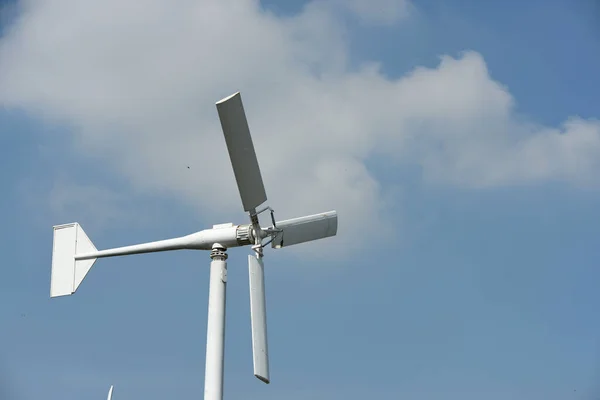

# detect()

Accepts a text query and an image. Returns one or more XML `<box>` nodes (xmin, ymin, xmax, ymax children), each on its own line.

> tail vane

<box><xmin>50</xmin><ymin>223</ymin><xmax>97</xmax><ymax>298</ymax></box>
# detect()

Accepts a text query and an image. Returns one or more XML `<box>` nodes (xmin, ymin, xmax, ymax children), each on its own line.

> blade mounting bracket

<box><xmin>255</xmin><ymin>205</ymin><xmax>278</xmax><ymax>229</ymax></box>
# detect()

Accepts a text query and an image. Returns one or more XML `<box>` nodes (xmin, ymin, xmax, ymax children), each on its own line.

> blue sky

<box><xmin>1</xmin><ymin>0</ymin><xmax>600</xmax><ymax>399</ymax></box>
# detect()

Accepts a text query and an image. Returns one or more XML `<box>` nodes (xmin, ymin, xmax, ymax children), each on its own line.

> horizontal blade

<box><xmin>248</xmin><ymin>254</ymin><xmax>270</xmax><ymax>384</ymax></box>
<box><xmin>271</xmin><ymin>211</ymin><xmax>338</xmax><ymax>248</ymax></box>
<box><xmin>216</xmin><ymin>92</ymin><xmax>267</xmax><ymax>212</ymax></box>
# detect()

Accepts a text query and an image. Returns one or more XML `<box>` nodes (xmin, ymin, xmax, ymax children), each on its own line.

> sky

<box><xmin>1</xmin><ymin>0</ymin><xmax>600</xmax><ymax>399</ymax></box>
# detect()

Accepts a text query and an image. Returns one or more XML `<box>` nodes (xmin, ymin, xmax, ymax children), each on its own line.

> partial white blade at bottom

<box><xmin>107</xmin><ymin>385</ymin><xmax>114</xmax><ymax>400</ymax></box>
<box><xmin>248</xmin><ymin>254</ymin><xmax>270</xmax><ymax>384</ymax></box>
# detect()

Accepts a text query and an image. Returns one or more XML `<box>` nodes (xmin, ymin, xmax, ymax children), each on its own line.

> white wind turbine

<box><xmin>50</xmin><ymin>92</ymin><xmax>338</xmax><ymax>400</ymax></box>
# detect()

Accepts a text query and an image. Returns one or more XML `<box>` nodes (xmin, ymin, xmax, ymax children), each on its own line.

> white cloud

<box><xmin>16</xmin><ymin>174</ymin><xmax>154</xmax><ymax>233</ymax></box>
<box><xmin>1</xmin><ymin>0</ymin><xmax>599</xmax><ymax>258</ymax></box>
<box><xmin>47</xmin><ymin>181</ymin><xmax>137</xmax><ymax>228</ymax></box>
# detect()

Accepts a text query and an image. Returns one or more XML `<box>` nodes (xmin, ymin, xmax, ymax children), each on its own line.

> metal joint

<box><xmin>256</xmin><ymin>205</ymin><xmax>277</xmax><ymax>228</ymax></box>
<box><xmin>210</xmin><ymin>244</ymin><xmax>228</xmax><ymax>260</ymax></box>
<box><xmin>252</xmin><ymin>244</ymin><xmax>264</xmax><ymax>257</ymax></box>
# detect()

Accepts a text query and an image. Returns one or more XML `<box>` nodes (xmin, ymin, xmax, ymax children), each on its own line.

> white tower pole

<box><xmin>204</xmin><ymin>243</ymin><xmax>228</xmax><ymax>400</ymax></box>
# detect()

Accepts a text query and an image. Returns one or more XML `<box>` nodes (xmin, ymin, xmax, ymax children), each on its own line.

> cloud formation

<box><xmin>1</xmin><ymin>0</ymin><xmax>599</xmax><ymax>255</ymax></box>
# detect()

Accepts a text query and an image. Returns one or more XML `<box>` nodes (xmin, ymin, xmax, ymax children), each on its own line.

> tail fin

<box><xmin>50</xmin><ymin>223</ymin><xmax>97</xmax><ymax>298</ymax></box>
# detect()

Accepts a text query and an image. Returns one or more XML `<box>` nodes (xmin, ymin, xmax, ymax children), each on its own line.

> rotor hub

<box><xmin>235</xmin><ymin>225</ymin><xmax>253</xmax><ymax>246</ymax></box>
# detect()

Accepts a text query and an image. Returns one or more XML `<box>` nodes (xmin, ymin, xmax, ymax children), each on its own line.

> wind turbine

<box><xmin>49</xmin><ymin>92</ymin><xmax>338</xmax><ymax>400</ymax></box>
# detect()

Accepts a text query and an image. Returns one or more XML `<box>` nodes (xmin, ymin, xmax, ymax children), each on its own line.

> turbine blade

<box><xmin>107</xmin><ymin>385</ymin><xmax>113</xmax><ymax>400</ymax></box>
<box><xmin>216</xmin><ymin>92</ymin><xmax>267</xmax><ymax>212</ymax></box>
<box><xmin>248</xmin><ymin>254</ymin><xmax>270</xmax><ymax>384</ymax></box>
<box><xmin>271</xmin><ymin>211</ymin><xmax>338</xmax><ymax>248</ymax></box>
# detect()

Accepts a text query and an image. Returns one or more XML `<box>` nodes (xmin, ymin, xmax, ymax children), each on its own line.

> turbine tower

<box><xmin>49</xmin><ymin>92</ymin><xmax>338</xmax><ymax>400</ymax></box>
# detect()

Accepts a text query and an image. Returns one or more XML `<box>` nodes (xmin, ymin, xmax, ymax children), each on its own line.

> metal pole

<box><xmin>204</xmin><ymin>244</ymin><xmax>228</xmax><ymax>400</ymax></box>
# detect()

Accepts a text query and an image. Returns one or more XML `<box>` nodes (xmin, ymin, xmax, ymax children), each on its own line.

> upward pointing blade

<box><xmin>216</xmin><ymin>92</ymin><xmax>267</xmax><ymax>212</ymax></box>
<box><xmin>248</xmin><ymin>254</ymin><xmax>270</xmax><ymax>384</ymax></box>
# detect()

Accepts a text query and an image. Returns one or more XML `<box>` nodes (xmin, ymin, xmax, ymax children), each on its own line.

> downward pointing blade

<box><xmin>248</xmin><ymin>254</ymin><xmax>270</xmax><ymax>384</ymax></box>
<box><xmin>216</xmin><ymin>92</ymin><xmax>267</xmax><ymax>212</ymax></box>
